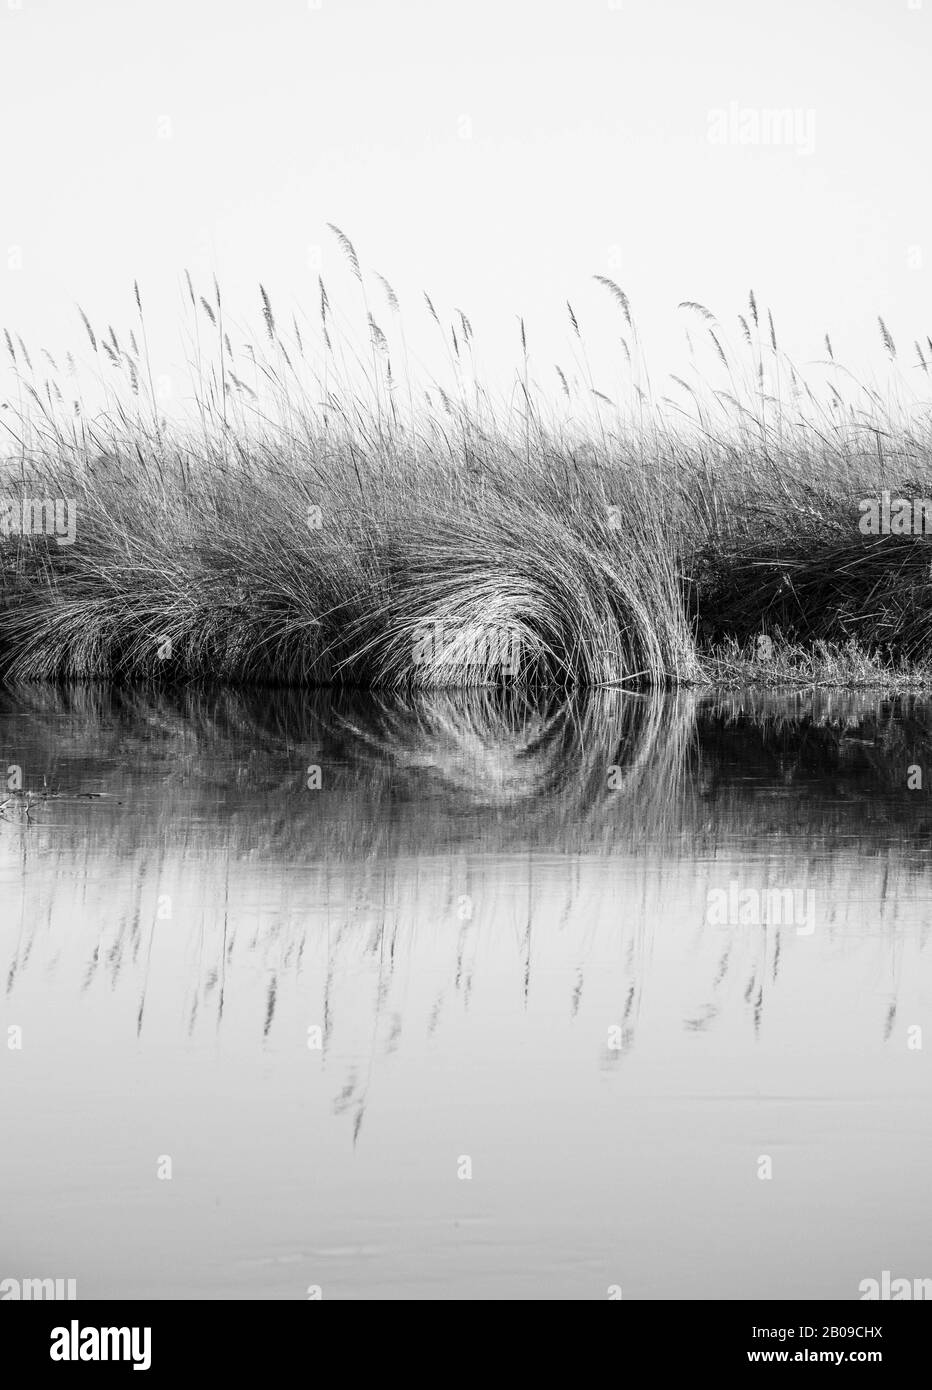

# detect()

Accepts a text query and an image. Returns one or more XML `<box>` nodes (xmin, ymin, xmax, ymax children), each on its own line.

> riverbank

<box><xmin>2</xmin><ymin>432</ymin><xmax>931</xmax><ymax>689</ymax></box>
<box><xmin>2</xmin><ymin>267</ymin><xmax>931</xmax><ymax>689</ymax></box>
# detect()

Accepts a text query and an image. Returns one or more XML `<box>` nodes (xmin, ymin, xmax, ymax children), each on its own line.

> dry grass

<box><xmin>2</xmin><ymin>242</ymin><xmax>931</xmax><ymax>688</ymax></box>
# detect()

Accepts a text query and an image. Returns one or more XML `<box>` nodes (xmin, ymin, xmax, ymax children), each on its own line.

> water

<box><xmin>1</xmin><ymin>684</ymin><xmax>930</xmax><ymax>1300</ymax></box>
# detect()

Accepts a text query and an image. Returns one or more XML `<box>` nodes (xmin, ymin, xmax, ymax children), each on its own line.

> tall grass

<box><xmin>2</xmin><ymin>235</ymin><xmax>932</xmax><ymax>688</ymax></box>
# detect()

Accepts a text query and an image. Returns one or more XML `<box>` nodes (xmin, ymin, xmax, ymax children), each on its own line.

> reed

<box><xmin>2</xmin><ymin>239</ymin><xmax>931</xmax><ymax>689</ymax></box>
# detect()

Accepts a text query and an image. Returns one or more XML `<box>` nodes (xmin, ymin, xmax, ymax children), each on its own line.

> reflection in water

<box><xmin>1</xmin><ymin>684</ymin><xmax>930</xmax><ymax>1298</ymax></box>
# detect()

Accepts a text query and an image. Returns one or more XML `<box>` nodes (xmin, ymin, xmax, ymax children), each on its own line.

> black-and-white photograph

<box><xmin>1</xmin><ymin>0</ymin><xmax>930</xmax><ymax>1352</ymax></box>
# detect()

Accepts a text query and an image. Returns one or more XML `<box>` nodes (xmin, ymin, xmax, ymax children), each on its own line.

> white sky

<box><xmin>1</xmin><ymin>0</ymin><xmax>930</xmax><ymax>413</ymax></box>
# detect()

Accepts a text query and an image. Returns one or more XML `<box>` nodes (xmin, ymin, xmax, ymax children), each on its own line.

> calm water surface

<box><xmin>1</xmin><ymin>685</ymin><xmax>930</xmax><ymax>1299</ymax></box>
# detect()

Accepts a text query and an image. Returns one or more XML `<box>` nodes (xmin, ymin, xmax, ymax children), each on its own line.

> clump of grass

<box><xmin>696</xmin><ymin>527</ymin><xmax>932</xmax><ymax>659</ymax></box>
<box><xmin>1</xmin><ymin>244</ymin><xmax>932</xmax><ymax>688</ymax></box>
<box><xmin>0</xmin><ymin>433</ymin><xmax>696</xmax><ymax>686</ymax></box>
<box><xmin>706</xmin><ymin>635</ymin><xmax>932</xmax><ymax>691</ymax></box>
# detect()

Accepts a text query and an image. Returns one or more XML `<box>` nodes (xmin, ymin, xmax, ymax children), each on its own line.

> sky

<box><xmin>1</xmin><ymin>0</ymin><xmax>930</xmax><ymax>413</ymax></box>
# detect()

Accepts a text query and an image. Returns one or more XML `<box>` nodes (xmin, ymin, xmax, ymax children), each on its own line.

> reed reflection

<box><xmin>1</xmin><ymin>680</ymin><xmax>929</xmax><ymax>1145</ymax></box>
